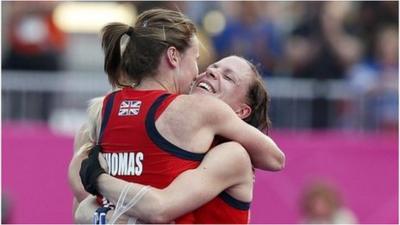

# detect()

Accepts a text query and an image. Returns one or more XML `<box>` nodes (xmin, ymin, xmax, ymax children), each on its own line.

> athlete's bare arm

<box><xmin>183</xmin><ymin>94</ymin><xmax>285</xmax><ymax>171</ymax></box>
<box><xmin>158</xmin><ymin>94</ymin><xmax>284</xmax><ymax>171</ymax></box>
<box><xmin>69</xmin><ymin>97</ymin><xmax>103</xmax><ymax>212</ymax></box>
<box><xmin>76</xmin><ymin>142</ymin><xmax>253</xmax><ymax>224</ymax></box>
<box><xmin>69</xmin><ymin>123</ymin><xmax>91</xmax><ymax>214</ymax></box>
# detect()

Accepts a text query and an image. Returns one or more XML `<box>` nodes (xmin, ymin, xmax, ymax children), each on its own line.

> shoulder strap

<box><xmin>145</xmin><ymin>94</ymin><xmax>205</xmax><ymax>161</ymax></box>
<box><xmin>219</xmin><ymin>191</ymin><xmax>251</xmax><ymax>210</ymax></box>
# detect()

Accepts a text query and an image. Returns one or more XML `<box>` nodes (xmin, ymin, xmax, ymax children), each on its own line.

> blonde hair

<box><xmin>75</xmin><ymin>97</ymin><xmax>104</xmax><ymax>156</ymax></box>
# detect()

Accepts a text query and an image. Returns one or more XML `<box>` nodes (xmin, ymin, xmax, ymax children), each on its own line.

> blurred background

<box><xmin>1</xmin><ymin>1</ymin><xmax>398</xmax><ymax>224</ymax></box>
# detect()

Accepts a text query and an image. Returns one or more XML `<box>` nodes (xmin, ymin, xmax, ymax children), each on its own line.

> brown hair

<box><xmin>242</xmin><ymin>58</ymin><xmax>271</xmax><ymax>133</ymax></box>
<box><xmin>101</xmin><ymin>8</ymin><xmax>197</xmax><ymax>88</ymax></box>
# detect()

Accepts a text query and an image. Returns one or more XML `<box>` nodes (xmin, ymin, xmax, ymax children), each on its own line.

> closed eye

<box><xmin>223</xmin><ymin>74</ymin><xmax>234</xmax><ymax>83</ymax></box>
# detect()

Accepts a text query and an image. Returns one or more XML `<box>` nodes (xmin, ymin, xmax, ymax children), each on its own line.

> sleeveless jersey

<box><xmin>192</xmin><ymin>136</ymin><xmax>251</xmax><ymax>224</ymax></box>
<box><xmin>192</xmin><ymin>191</ymin><xmax>250</xmax><ymax>224</ymax></box>
<box><xmin>98</xmin><ymin>88</ymin><xmax>203</xmax><ymax>223</ymax></box>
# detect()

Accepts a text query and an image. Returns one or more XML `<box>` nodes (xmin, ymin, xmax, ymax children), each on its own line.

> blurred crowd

<box><xmin>180</xmin><ymin>1</ymin><xmax>399</xmax><ymax>131</ymax></box>
<box><xmin>2</xmin><ymin>1</ymin><xmax>398</xmax><ymax>131</ymax></box>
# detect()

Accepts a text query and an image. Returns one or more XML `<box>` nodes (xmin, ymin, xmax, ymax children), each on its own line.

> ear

<box><xmin>235</xmin><ymin>103</ymin><xmax>252</xmax><ymax>120</ymax></box>
<box><xmin>166</xmin><ymin>46</ymin><xmax>180</xmax><ymax>68</ymax></box>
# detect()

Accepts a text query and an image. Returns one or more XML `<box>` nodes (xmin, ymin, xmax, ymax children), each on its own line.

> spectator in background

<box><xmin>299</xmin><ymin>181</ymin><xmax>358</xmax><ymax>224</ymax></box>
<box><xmin>3</xmin><ymin>1</ymin><xmax>66</xmax><ymax>70</ymax></box>
<box><xmin>370</xmin><ymin>26</ymin><xmax>398</xmax><ymax>131</ymax></box>
<box><xmin>356</xmin><ymin>1</ymin><xmax>398</xmax><ymax>60</ymax></box>
<box><xmin>347</xmin><ymin>26</ymin><xmax>398</xmax><ymax>131</ymax></box>
<box><xmin>285</xmin><ymin>2</ymin><xmax>364</xmax><ymax>128</ymax></box>
<box><xmin>213</xmin><ymin>1</ymin><xmax>283</xmax><ymax>77</ymax></box>
<box><xmin>285</xmin><ymin>2</ymin><xmax>351</xmax><ymax>80</ymax></box>
<box><xmin>2</xmin><ymin>2</ymin><xmax>66</xmax><ymax>121</ymax></box>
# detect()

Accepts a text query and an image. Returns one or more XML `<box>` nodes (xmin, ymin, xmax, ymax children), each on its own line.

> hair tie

<box><xmin>126</xmin><ymin>27</ymin><xmax>134</xmax><ymax>36</ymax></box>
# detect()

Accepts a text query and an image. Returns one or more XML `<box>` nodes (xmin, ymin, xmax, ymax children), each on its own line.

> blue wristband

<box><xmin>93</xmin><ymin>206</ymin><xmax>112</xmax><ymax>224</ymax></box>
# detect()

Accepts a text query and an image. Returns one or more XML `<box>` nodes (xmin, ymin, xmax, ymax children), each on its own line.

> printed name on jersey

<box><xmin>118</xmin><ymin>100</ymin><xmax>142</xmax><ymax>116</ymax></box>
<box><xmin>104</xmin><ymin>152</ymin><xmax>144</xmax><ymax>176</ymax></box>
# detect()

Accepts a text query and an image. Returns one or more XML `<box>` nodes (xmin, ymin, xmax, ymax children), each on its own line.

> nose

<box><xmin>207</xmin><ymin>68</ymin><xmax>218</xmax><ymax>80</ymax></box>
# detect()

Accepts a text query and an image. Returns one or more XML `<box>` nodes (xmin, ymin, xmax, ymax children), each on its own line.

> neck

<box><xmin>135</xmin><ymin>75</ymin><xmax>178</xmax><ymax>93</ymax></box>
<box><xmin>134</xmin><ymin>59</ymin><xmax>180</xmax><ymax>93</ymax></box>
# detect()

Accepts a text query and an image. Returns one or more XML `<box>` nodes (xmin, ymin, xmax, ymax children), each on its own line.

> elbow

<box><xmin>144</xmin><ymin>194</ymin><xmax>173</xmax><ymax>223</ymax></box>
<box><xmin>265</xmin><ymin>151</ymin><xmax>285</xmax><ymax>171</ymax></box>
<box><xmin>273</xmin><ymin>152</ymin><xmax>286</xmax><ymax>171</ymax></box>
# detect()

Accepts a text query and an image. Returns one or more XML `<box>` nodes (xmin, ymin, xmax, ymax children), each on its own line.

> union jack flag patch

<box><xmin>118</xmin><ymin>100</ymin><xmax>142</xmax><ymax>116</ymax></box>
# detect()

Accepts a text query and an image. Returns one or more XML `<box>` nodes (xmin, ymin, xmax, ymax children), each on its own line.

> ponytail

<box><xmin>100</xmin><ymin>9</ymin><xmax>197</xmax><ymax>88</ymax></box>
<box><xmin>101</xmin><ymin>23</ymin><xmax>131</xmax><ymax>88</ymax></box>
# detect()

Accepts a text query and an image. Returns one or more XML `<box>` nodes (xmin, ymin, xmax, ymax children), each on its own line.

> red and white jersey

<box><xmin>97</xmin><ymin>88</ymin><xmax>203</xmax><ymax>223</ymax></box>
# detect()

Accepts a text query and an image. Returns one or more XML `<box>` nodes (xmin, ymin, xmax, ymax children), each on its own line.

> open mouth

<box><xmin>197</xmin><ymin>81</ymin><xmax>216</xmax><ymax>93</ymax></box>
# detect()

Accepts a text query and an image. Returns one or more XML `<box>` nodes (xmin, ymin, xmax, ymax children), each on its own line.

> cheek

<box><xmin>190</xmin><ymin>59</ymin><xmax>198</xmax><ymax>75</ymax></box>
<box><xmin>225</xmin><ymin>84</ymin><xmax>246</xmax><ymax>104</ymax></box>
<box><xmin>183</xmin><ymin>58</ymin><xmax>198</xmax><ymax>76</ymax></box>
<box><xmin>187</xmin><ymin>63</ymin><xmax>197</xmax><ymax>80</ymax></box>
<box><xmin>193</xmin><ymin>63</ymin><xmax>199</xmax><ymax>75</ymax></box>
<box><xmin>193</xmin><ymin>65</ymin><xmax>199</xmax><ymax>78</ymax></box>
<box><xmin>219</xmin><ymin>84</ymin><xmax>235</xmax><ymax>101</ymax></box>
<box><xmin>224</xmin><ymin>83</ymin><xmax>238</xmax><ymax>95</ymax></box>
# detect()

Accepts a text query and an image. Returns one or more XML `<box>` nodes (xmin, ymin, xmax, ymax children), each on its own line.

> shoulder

<box><xmin>201</xmin><ymin>141</ymin><xmax>252</xmax><ymax>177</ymax></box>
<box><xmin>87</xmin><ymin>97</ymin><xmax>104</xmax><ymax>119</ymax></box>
<box><xmin>173</xmin><ymin>94</ymin><xmax>217</xmax><ymax>107</ymax></box>
<box><xmin>215</xmin><ymin>142</ymin><xmax>252</xmax><ymax>165</ymax></box>
<box><xmin>87</xmin><ymin>96</ymin><xmax>105</xmax><ymax>140</ymax></box>
<box><xmin>173</xmin><ymin>94</ymin><xmax>235</xmax><ymax>123</ymax></box>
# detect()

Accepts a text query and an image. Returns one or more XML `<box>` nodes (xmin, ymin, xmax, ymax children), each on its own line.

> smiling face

<box><xmin>191</xmin><ymin>56</ymin><xmax>254</xmax><ymax>119</ymax></box>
